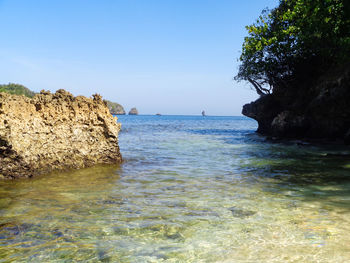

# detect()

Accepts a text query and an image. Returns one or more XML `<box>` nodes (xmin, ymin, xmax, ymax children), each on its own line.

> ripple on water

<box><xmin>0</xmin><ymin>115</ymin><xmax>350</xmax><ymax>262</ymax></box>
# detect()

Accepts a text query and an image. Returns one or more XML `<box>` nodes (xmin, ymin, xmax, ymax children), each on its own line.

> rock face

<box><xmin>105</xmin><ymin>100</ymin><xmax>125</xmax><ymax>115</ymax></box>
<box><xmin>0</xmin><ymin>89</ymin><xmax>122</xmax><ymax>179</ymax></box>
<box><xmin>128</xmin><ymin>107</ymin><xmax>138</xmax><ymax>115</ymax></box>
<box><xmin>242</xmin><ymin>95</ymin><xmax>282</xmax><ymax>134</ymax></box>
<box><xmin>242</xmin><ymin>66</ymin><xmax>350</xmax><ymax>143</ymax></box>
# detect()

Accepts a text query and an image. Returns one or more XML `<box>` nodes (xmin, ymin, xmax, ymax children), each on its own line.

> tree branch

<box><xmin>247</xmin><ymin>77</ymin><xmax>270</xmax><ymax>96</ymax></box>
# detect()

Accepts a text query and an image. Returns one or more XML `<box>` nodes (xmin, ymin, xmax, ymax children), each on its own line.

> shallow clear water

<box><xmin>1</xmin><ymin>115</ymin><xmax>350</xmax><ymax>262</ymax></box>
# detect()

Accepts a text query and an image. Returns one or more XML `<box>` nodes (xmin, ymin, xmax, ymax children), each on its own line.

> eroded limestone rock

<box><xmin>0</xmin><ymin>89</ymin><xmax>122</xmax><ymax>179</ymax></box>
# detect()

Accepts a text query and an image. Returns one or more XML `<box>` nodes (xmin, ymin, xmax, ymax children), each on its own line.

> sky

<box><xmin>0</xmin><ymin>0</ymin><xmax>279</xmax><ymax>116</ymax></box>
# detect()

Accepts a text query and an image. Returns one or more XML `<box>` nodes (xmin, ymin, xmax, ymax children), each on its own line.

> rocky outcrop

<box><xmin>242</xmin><ymin>95</ymin><xmax>281</xmax><ymax>134</ymax></box>
<box><xmin>128</xmin><ymin>107</ymin><xmax>138</xmax><ymax>115</ymax></box>
<box><xmin>105</xmin><ymin>100</ymin><xmax>125</xmax><ymax>115</ymax></box>
<box><xmin>242</xmin><ymin>65</ymin><xmax>350</xmax><ymax>143</ymax></box>
<box><xmin>0</xmin><ymin>89</ymin><xmax>122</xmax><ymax>179</ymax></box>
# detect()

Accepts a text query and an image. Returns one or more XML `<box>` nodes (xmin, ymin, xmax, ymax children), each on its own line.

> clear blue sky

<box><xmin>0</xmin><ymin>0</ymin><xmax>278</xmax><ymax>115</ymax></box>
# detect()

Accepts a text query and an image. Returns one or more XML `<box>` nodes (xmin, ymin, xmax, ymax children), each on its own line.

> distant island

<box><xmin>105</xmin><ymin>100</ymin><xmax>125</xmax><ymax>115</ymax></box>
<box><xmin>129</xmin><ymin>107</ymin><xmax>138</xmax><ymax>115</ymax></box>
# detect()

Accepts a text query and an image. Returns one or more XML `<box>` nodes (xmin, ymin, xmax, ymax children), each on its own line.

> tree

<box><xmin>235</xmin><ymin>0</ymin><xmax>350</xmax><ymax>96</ymax></box>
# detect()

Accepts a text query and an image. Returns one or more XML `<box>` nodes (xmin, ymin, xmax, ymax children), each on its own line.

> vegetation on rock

<box><xmin>237</xmin><ymin>0</ymin><xmax>350</xmax><ymax>142</ymax></box>
<box><xmin>0</xmin><ymin>83</ymin><xmax>36</xmax><ymax>98</ymax></box>
<box><xmin>235</xmin><ymin>0</ymin><xmax>350</xmax><ymax>96</ymax></box>
<box><xmin>105</xmin><ymin>100</ymin><xmax>126</xmax><ymax>115</ymax></box>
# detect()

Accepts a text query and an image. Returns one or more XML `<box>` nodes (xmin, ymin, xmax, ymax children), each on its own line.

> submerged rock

<box><xmin>0</xmin><ymin>89</ymin><xmax>122</xmax><ymax>179</ymax></box>
<box><xmin>0</xmin><ymin>222</ymin><xmax>34</xmax><ymax>237</ymax></box>
<box><xmin>128</xmin><ymin>107</ymin><xmax>138</xmax><ymax>115</ymax></box>
<box><xmin>228</xmin><ymin>206</ymin><xmax>256</xmax><ymax>218</ymax></box>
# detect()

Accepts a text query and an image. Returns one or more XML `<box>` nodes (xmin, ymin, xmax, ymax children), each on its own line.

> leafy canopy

<box><xmin>235</xmin><ymin>0</ymin><xmax>350</xmax><ymax>95</ymax></box>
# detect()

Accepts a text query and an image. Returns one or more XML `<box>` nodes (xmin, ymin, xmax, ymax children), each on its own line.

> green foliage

<box><xmin>0</xmin><ymin>83</ymin><xmax>36</xmax><ymax>98</ymax></box>
<box><xmin>236</xmin><ymin>0</ymin><xmax>350</xmax><ymax>95</ymax></box>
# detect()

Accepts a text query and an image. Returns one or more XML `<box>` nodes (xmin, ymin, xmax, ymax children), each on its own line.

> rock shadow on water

<box><xmin>0</xmin><ymin>164</ymin><xmax>123</xmax><ymax>230</ymax></box>
<box><xmin>238</xmin><ymin>139</ymin><xmax>350</xmax><ymax>209</ymax></box>
<box><xmin>0</xmin><ymin>163</ymin><xmax>122</xmax><ymax>195</ymax></box>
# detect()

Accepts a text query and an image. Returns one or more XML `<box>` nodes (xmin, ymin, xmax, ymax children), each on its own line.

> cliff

<box><xmin>0</xmin><ymin>89</ymin><xmax>122</xmax><ymax>179</ymax></box>
<box><xmin>243</xmin><ymin>65</ymin><xmax>350</xmax><ymax>143</ymax></box>
<box><xmin>105</xmin><ymin>100</ymin><xmax>125</xmax><ymax>115</ymax></box>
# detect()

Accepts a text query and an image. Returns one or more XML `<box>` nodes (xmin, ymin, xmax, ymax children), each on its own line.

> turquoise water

<box><xmin>1</xmin><ymin>115</ymin><xmax>350</xmax><ymax>262</ymax></box>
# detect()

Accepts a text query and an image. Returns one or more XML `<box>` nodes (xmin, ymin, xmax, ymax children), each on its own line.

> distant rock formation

<box><xmin>105</xmin><ymin>100</ymin><xmax>125</xmax><ymax>115</ymax></box>
<box><xmin>202</xmin><ymin>110</ymin><xmax>206</xmax><ymax>116</ymax></box>
<box><xmin>129</xmin><ymin>107</ymin><xmax>138</xmax><ymax>115</ymax></box>
<box><xmin>0</xmin><ymin>89</ymin><xmax>122</xmax><ymax>179</ymax></box>
<box><xmin>156</xmin><ymin>113</ymin><xmax>161</xmax><ymax>116</ymax></box>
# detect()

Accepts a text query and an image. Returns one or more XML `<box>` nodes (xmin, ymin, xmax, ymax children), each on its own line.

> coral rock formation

<box><xmin>0</xmin><ymin>89</ymin><xmax>122</xmax><ymax>179</ymax></box>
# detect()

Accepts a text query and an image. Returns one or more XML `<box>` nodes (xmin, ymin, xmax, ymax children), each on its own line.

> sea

<box><xmin>0</xmin><ymin>115</ymin><xmax>350</xmax><ymax>262</ymax></box>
